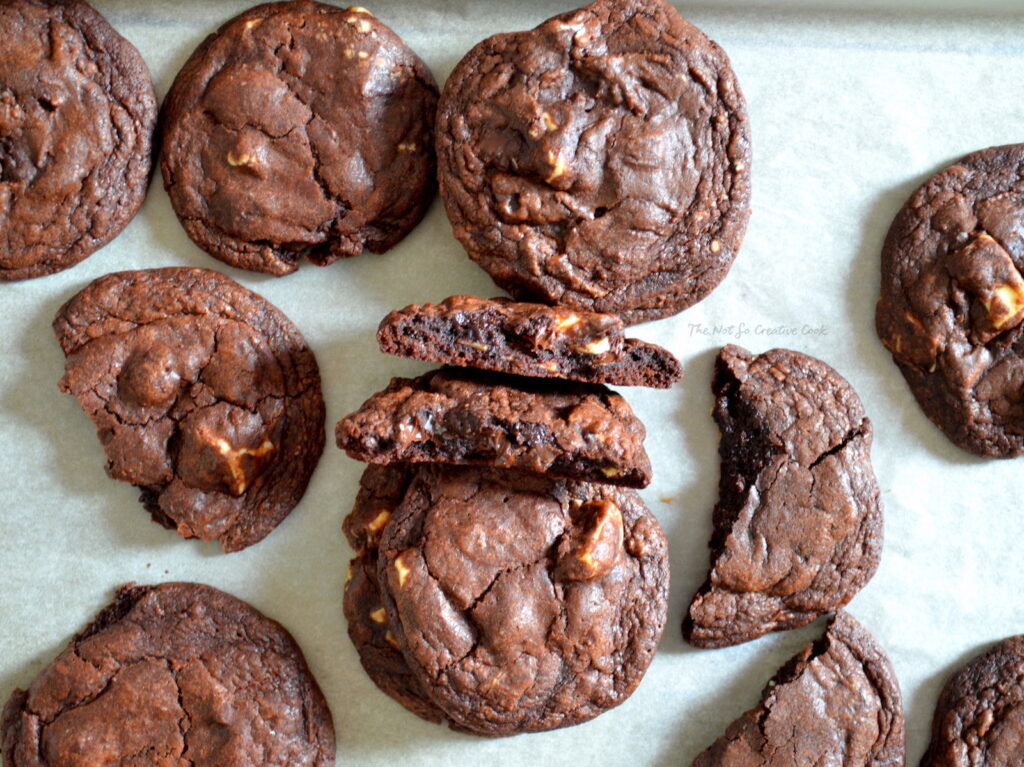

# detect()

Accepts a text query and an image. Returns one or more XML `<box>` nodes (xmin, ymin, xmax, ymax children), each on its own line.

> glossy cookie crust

<box><xmin>54</xmin><ymin>267</ymin><xmax>325</xmax><ymax>552</ymax></box>
<box><xmin>436</xmin><ymin>0</ymin><xmax>750</xmax><ymax>323</ymax></box>
<box><xmin>0</xmin><ymin>0</ymin><xmax>156</xmax><ymax>281</ymax></box>
<box><xmin>877</xmin><ymin>143</ymin><xmax>1024</xmax><ymax>457</ymax></box>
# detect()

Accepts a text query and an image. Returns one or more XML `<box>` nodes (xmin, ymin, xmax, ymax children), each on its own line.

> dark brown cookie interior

<box><xmin>336</xmin><ymin>367</ymin><xmax>652</xmax><ymax>487</ymax></box>
<box><xmin>0</xmin><ymin>583</ymin><xmax>335</xmax><ymax>766</ymax></box>
<box><xmin>685</xmin><ymin>345</ymin><xmax>882</xmax><ymax>648</ymax></box>
<box><xmin>377</xmin><ymin>295</ymin><xmax>682</xmax><ymax>388</ymax></box>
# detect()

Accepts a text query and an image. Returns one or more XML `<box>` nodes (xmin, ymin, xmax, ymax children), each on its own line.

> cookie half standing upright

<box><xmin>691</xmin><ymin>611</ymin><xmax>905</xmax><ymax>767</ymax></box>
<box><xmin>684</xmin><ymin>346</ymin><xmax>883</xmax><ymax>648</ymax></box>
<box><xmin>0</xmin><ymin>0</ymin><xmax>157</xmax><ymax>281</ymax></box>
<box><xmin>336</xmin><ymin>367</ymin><xmax>652</xmax><ymax>487</ymax></box>
<box><xmin>161</xmin><ymin>1</ymin><xmax>438</xmax><ymax>275</ymax></box>
<box><xmin>378</xmin><ymin>295</ymin><xmax>683</xmax><ymax>388</ymax></box>
<box><xmin>373</xmin><ymin>465</ymin><xmax>669</xmax><ymax>736</ymax></box>
<box><xmin>877</xmin><ymin>142</ymin><xmax>1024</xmax><ymax>457</ymax></box>
<box><xmin>1</xmin><ymin>582</ymin><xmax>335</xmax><ymax>766</ymax></box>
<box><xmin>436</xmin><ymin>0</ymin><xmax>751</xmax><ymax>323</ymax></box>
<box><xmin>53</xmin><ymin>267</ymin><xmax>325</xmax><ymax>552</ymax></box>
<box><xmin>921</xmin><ymin>634</ymin><xmax>1024</xmax><ymax>766</ymax></box>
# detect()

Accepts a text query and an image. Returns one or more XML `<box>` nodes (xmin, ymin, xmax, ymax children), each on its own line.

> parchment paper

<box><xmin>4</xmin><ymin>2</ymin><xmax>1024</xmax><ymax>764</ymax></box>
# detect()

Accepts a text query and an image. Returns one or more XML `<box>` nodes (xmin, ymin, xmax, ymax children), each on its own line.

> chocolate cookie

<box><xmin>54</xmin><ymin>267</ymin><xmax>325</xmax><ymax>552</ymax></box>
<box><xmin>685</xmin><ymin>345</ymin><xmax>883</xmax><ymax>648</ymax></box>
<box><xmin>877</xmin><ymin>143</ymin><xmax>1024</xmax><ymax>457</ymax></box>
<box><xmin>435</xmin><ymin>0</ymin><xmax>750</xmax><ymax>323</ymax></box>
<box><xmin>692</xmin><ymin>611</ymin><xmax>905</xmax><ymax>767</ymax></box>
<box><xmin>1</xmin><ymin>582</ymin><xmax>335</xmax><ymax>766</ymax></box>
<box><xmin>376</xmin><ymin>466</ymin><xmax>669</xmax><ymax>735</ymax></box>
<box><xmin>0</xmin><ymin>0</ymin><xmax>156</xmax><ymax>281</ymax></box>
<box><xmin>342</xmin><ymin>464</ymin><xmax>445</xmax><ymax>724</ymax></box>
<box><xmin>336</xmin><ymin>368</ymin><xmax>652</xmax><ymax>487</ymax></box>
<box><xmin>161</xmin><ymin>1</ymin><xmax>437</xmax><ymax>275</ymax></box>
<box><xmin>921</xmin><ymin>634</ymin><xmax>1024</xmax><ymax>765</ymax></box>
<box><xmin>377</xmin><ymin>295</ymin><xmax>683</xmax><ymax>388</ymax></box>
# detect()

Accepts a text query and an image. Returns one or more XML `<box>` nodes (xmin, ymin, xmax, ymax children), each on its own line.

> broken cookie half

<box><xmin>684</xmin><ymin>345</ymin><xmax>883</xmax><ymax>648</ymax></box>
<box><xmin>691</xmin><ymin>611</ymin><xmax>905</xmax><ymax>767</ymax></box>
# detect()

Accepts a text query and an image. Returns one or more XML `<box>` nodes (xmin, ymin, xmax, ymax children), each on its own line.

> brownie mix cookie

<box><xmin>436</xmin><ymin>0</ymin><xmax>751</xmax><ymax>323</ymax></box>
<box><xmin>336</xmin><ymin>367</ymin><xmax>652</xmax><ymax>487</ymax></box>
<box><xmin>54</xmin><ymin>268</ymin><xmax>325</xmax><ymax>552</ymax></box>
<box><xmin>342</xmin><ymin>464</ymin><xmax>445</xmax><ymax>724</ymax></box>
<box><xmin>921</xmin><ymin>634</ymin><xmax>1024</xmax><ymax>766</ymax></box>
<box><xmin>692</xmin><ymin>611</ymin><xmax>905</xmax><ymax>767</ymax></box>
<box><xmin>1</xmin><ymin>582</ymin><xmax>335</xmax><ymax>766</ymax></box>
<box><xmin>0</xmin><ymin>0</ymin><xmax>156</xmax><ymax>281</ymax></box>
<box><xmin>378</xmin><ymin>295</ymin><xmax>683</xmax><ymax>388</ymax></box>
<box><xmin>877</xmin><ymin>143</ymin><xmax>1024</xmax><ymax>457</ymax></box>
<box><xmin>375</xmin><ymin>466</ymin><xmax>669</xmax><ymax>735</ymax></box>
<box><xmin>685</xmin><ymin>345</ymin><xmax>883</xmax><ymax>648</ymax></box>
<box><xmin>161</xmin><ymin>1</ymin><xmax>437</xmax><ymax>275</ymax></box>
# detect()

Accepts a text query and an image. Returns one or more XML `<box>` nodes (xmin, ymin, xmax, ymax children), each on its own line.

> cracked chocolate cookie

<box><xmin>436</xmin><ymin>0</ymin><xmax>750</xmax><ymax>324</ymax></box>
<box><xmin>877</xmin><ymin>143</ymin><xmax>1024</xmax><ymax>457</ymax></box>
<box><xmin>336</xmin><ymin>367</ymin><xmax>652</xmax><ymax>487</ymax></box>
<box><xmin>160</xmin><ymin>1</ymin><xmax>437</xmax><ymax>275</ymax></box>
<box><xmin>377</xmin><ymin>295</ymin><xmax>682</xmax><ymax>388</ymax></box>
<box><xmin>684</xmin><ymin>345</ymin><xmax>883</xmax><ymax>648</ymax></box>
<box><xmin>692</xmin><ymin>611</ymin><xmax>905</xmax><ymax>767</ymax></box>
<box><xmin>921</xmin><ymin>634</ymin><xmax>1024</xmax><ymax>766</ymax></box>
<box><xmin>54</xmin><ymin>267</ymin><xmax>325</xmax><ymax>552</ymax></box>
<box><xmin>1</xmin><ymin>582</ymin><xmax>335</xmax><ymax>766</ymax></box>
<box><xmin>375</xmin><ymin>465</ymin><xmax>669</xmax><ymax>735</ymax></box>
<box><xmin>342</xmin><ymin>464</ymin><xmax>445</xmax><ymax>723</ymax></box>
<box><xmin>1</xmin><ymin>0</ymin><xmax>157</xmax><ymax>281</ymax></box>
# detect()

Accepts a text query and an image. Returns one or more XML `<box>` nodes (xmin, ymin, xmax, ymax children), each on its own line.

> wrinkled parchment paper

<box><xmin>3</xmin><ymin>2</ymin><xmax>1024</xmax><ymax>763</ymax></box>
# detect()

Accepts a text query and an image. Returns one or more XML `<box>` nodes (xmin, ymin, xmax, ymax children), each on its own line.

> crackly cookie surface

<box><xmin>921</xmin><ymin>634</ymin><xmax>1024</xmax><ymax>766</ymax></box>
<box><xmin>342</xmin><ymin>464</ymin><xmax>445</xmax><ymax>724</ymax></box>
<box><xmin>0</xmin><ymin>582</ymin><xmax>335</xmax><ymax>766</ymax></box>
<box><xmin>375</xmin><ymin>466</ymin><xmax>669</xmax><ymax>736</ymax></box>
<box><xmin>684</xmin><ymin>345</ymin><xmax>882</xmax><ymax>648</ymax></box>
<box><xmin>436</xmin><ymin>0</ymin><xmax>750</xmax><ymax>323</ymax></box>
<box><xmin>336</xmin><ymin>367</ymin><xmax>652</xmax><ymax>487</ymax></box>
<box><xmin>161</xmin><ymin>1</ymin><xmax>437</xmax><ymax>275</ymax></box>
<box><xmin>877</xmin><ymin>143</ymin><xmax>1024</xmax><ymax>457</ymax></box>
<box><xmin>692</xmin><ymin>611</ymin><xmax>905</xmax><ymax>767</ymax></box>
<box><xmin>0</xmin><ymin>0</ymin><xmax>156</xmax><ymax>281</ymax></box>
<box><xmin>53</xmin><ymin>267</ymin><xmax>325</xmax><ymax>552</ymax></box>
<box><xmin>377</xmin><ymin>295</ymin><xmax>682</xmax><ymax>388</ymax></box>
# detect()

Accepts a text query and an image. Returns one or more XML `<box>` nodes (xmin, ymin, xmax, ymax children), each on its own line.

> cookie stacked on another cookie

<box><xmin>336</xmin><ymin>296</ymin><xmax>678</xmax><ymax>735</ymax></box>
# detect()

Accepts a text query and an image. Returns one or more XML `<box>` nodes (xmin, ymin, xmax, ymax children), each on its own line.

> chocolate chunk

<box><xmin>685</xmin><ymin>345</ymin><xmax>883</xmax><ymax>648</ymax></box>
<box><xmin>375</xmin><ymin>466</ymin><xmax>669</xmax><ymax>735</ymax></box>
<box><xmin>0</xmin><ymin>0</ymin><xmax>156</xmax><ymax>281</ymax></box>
<box><xmin>53</xmin><ymin>267</ymin><xmax>325</xmax><ymax>552</ymax></box>
<box><xmin>691</xmin><ymin>611</ymin><xmax>905</xmax><ymax>767</ymax></box>
<box><xmin>335</xmin><ymin>368</ymin><xmax>652</xmax><ymax>487</ymax></box>
<box><xmin>160</xmin><ymin>1</ymin><xmax>438</xmax><ymax>275</ymax></box>
<box><xmin>877</xmin><ymin>142</ymin><xmax>1024</xmax><ymax>457</ymax></box>
<box><xmin>0</xmin><ymin>582</ymin><xmax>335</xmax><ymax>765</ymax></box>
<box><xmin>377</xmin><ymin>295</ymin><xmax>682</xmax><ymax>388</ymax></box>
<box><xmin>921</xmin><ymin>634</ymin><xmax>1024</xmax><ymax>766</ymax></box>
<box><xmin>436</xmin><ymin>0</ymin><xmax>750</xmax><ymax>323</ymax></box>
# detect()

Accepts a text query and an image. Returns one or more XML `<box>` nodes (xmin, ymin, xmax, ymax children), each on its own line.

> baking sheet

<box><xmin>4</xmin><ymin>1</ymin><xmax>1024</xmax><ymax>763</ymax></box>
